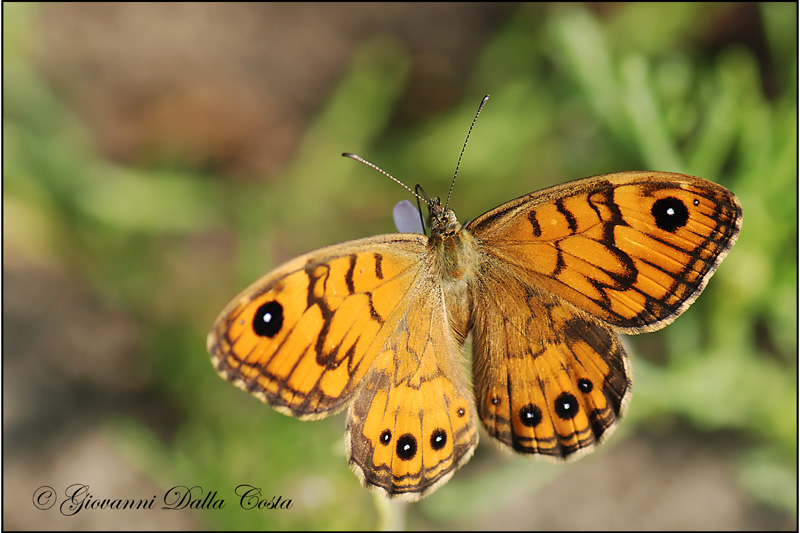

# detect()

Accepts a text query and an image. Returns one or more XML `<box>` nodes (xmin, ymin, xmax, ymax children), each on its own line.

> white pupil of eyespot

<box><xmin>666</xmin><ymin>207</ymin><xmax>675</xmax><ymax>215</ymax></box>
<box><xmin>263</xmin><ymin>313</ymin><xmax>272</xmax><ymax>323</ymax></box>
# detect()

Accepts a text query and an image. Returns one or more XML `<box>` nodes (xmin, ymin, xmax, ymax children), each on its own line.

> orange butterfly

<box><xmin>207</xmin><ymin>96</ymin><xmax>742</xmax><ymax>501</ymax></box>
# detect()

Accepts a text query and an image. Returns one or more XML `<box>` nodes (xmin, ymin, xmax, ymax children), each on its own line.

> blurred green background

<box><xmin>4</xmin><ymin>2</ymin><xmax>796</xmax><ymax>530</ymax></box>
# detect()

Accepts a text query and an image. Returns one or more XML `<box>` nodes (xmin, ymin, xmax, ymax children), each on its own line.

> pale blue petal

<box><xmin>393</xmin><ymin>200</ymin><xmax>425</xmax><ymax>234</ymax></box>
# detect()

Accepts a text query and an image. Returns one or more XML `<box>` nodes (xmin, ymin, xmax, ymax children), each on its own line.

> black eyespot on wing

<box><xmin>554</xmin><ymin>392</ymin><xmax>579</xmax><ymax>420</ymax></box>
<box><xmin>396</xmin><ymin>434</ymin><xmax>417</xmax><ymax>461</ymax></box>
<box><xmin>652</xmin><ymin>197</ymin><xmax>689</xmax><ymax>232</ymax></box>
<box><xmin>253</xmin><ymin>301</ymin><xmax>284</xmax><ymax>337</ymax></box>
<box><xmin>430</xmin><ymin>428</ymin><xmax>447</xmax><ymax>451</ymax></box>
<box><xmin>519</xmin><ymin>404</ymin><xmax>543</xmax><ymax>428</ymax></box>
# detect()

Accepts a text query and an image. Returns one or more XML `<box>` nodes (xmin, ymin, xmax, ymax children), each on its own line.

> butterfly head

<box><xmin>426</xmin><ymin>197</ymin><xmax>462</xmax><ymax>237</ymax></box>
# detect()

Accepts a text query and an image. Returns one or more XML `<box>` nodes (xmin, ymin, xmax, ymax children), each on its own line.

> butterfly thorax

<box><xmin>424</xmin><ymin>198</ymin><xmax>477</xmax><ymax>345</ymax></box>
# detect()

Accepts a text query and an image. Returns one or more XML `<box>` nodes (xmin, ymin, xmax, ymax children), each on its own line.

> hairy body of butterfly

<box><xmin>208</xmin><ymin>171</ymin><xmax>741</xmax><ymax>501</ymax></box>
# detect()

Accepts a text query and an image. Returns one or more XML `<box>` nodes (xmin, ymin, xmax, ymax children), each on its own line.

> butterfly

<box><xmin>207</xmin><ymin>97</ymin><xmax>742</xmax><ymax>501</ymax></box>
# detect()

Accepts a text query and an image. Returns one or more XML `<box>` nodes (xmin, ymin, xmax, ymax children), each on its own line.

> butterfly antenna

<box><xmin>445</xmin><ymin>94</ymin><xmax>490</xmax><ymax>210</ymax></box>
<box><xmin>415</xmin><ymin>184</ymin><xmax>430</xmax><ymax>234</ymax></box>
<box><xmin>342</xmin><ymin>152</ymin><xmax>430</xmax><ymax>206</ymax></box>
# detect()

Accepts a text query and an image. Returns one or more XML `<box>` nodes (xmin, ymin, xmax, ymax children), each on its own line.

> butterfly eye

<box><xmin>430</xmin><ymin>428</ymin><xmax>447</xmax><ymax>451</ymax></box>
<box><xmin>554</xmin><ymin>392</ymin><xmax>580</xmax><ymax>420</ymax></box>
<box><xmin>396</xmin><ymin>434</ymin><xmax>418</xmax><ymax>460</ymax></box>
<box><xmin>253</xmin><ymin>301</ymin><xmax>284</xmax><ymax>337</ymax></box>
<box><xmin>651</xmin><ymin>197</ymin><xmax>689</xmax><ymax>232</ymax></box>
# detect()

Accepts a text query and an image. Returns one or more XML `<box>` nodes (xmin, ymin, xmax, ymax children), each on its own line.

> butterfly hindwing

<box><xmin>470</xmin><ymin>264</ymin><xmax>630</xmax><ymax>458</ymax></box>
<box><xmin>346</xmin><ymin>269</ymin><xmax>478</xmax><ymax>501</ymax></box>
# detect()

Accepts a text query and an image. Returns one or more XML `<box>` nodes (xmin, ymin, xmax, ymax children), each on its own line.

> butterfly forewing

<box><xmin>207</xmin><ymin>234</ymin><xmax>430</xmax><ymax>419</ymax></box>
<box><xmin>467</xmin><ymin>172</ymin><xmax>742</xmax><ymax>333</ymax></box>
